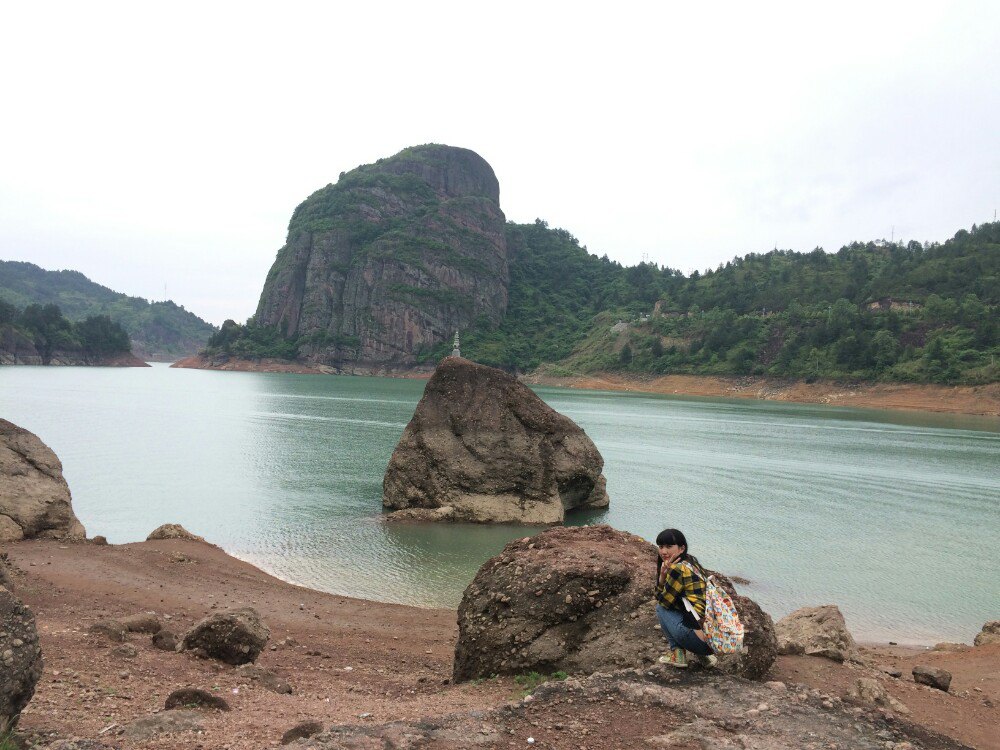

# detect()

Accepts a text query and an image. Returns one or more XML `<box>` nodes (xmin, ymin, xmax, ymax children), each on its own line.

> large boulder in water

<box><xmin>0</xmin><ymin>585</ymin><xmax>43</xmax><ymax>733</ymax></box>
<box><xmin>180</xmin><ymin>607</ymin><xmax>269</xmax><ymax>665</ymax></box>
<box><xmin>383</xmin><ymin>357</ymin><xmax>609</xmax><ymax>524</ymax></box>
<box><xmin>0</xmin><ymin>419</ymin><xmax>86</xmax><ymax>542</ymax></box>
<box><xmin>453</xmin><ymin>525</ymin><xmax>776</xmax><ymax>682</ymax></box>
<box><xmin>776</xmin><ymin>604</ymin><xmax>860</xmax><ymax>662</ymax></box>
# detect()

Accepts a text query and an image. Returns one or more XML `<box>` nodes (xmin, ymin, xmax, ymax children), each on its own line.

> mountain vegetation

<box><xmin>0</xmin><ymin>300</ymin><xmax>131</xmax><ymax>360</ymax></box>
<box><xmin>207</xmin><ymin>220</ymin><xmax>998</xmax><ymax>386</ymax></box>
<box><xmin>0</xmin><ymin>261</ymin><xmax>216</xmax><ymax>360</ymax></box>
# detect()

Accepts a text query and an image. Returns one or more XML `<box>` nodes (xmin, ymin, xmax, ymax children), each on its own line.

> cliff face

<box><xmin>255</xmin><ymin>145</ymin><xmax>508</xmax><ymax>370</ymax></box>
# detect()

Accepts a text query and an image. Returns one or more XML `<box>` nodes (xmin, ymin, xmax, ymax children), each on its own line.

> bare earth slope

<box><xmin>4</xmin><ymin>539</ymin><xmax>998</xmax><ymax>749</ymax></box>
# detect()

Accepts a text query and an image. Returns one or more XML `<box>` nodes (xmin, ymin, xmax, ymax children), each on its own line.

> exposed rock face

<box><xmin>180</xmin><ymin>607</ymin><xmax>269</xmax><ymax>665</ymax></box>
<box><xmin>0</xmin><ymin>419</ymin><xmax>86</xmax><ymax>542</ymax></box>
<box><xmin>255</xmin><ymin>144</ymin><xmax>509</xmax><ymax>371</ymax></box>
<box><xmin>776</xmin><ymin>604</ymin><xmax>860</xmax><ymax>663</ymax></box>
<box><xmin>974</xmin><ymin>620</ymin><xmax>1000</xmax><ymax>646</ymax></box>
<box><xmin>453</xmin><ymin>525</ymin><xmax>775</xmax><ymax>682</ymax></box>
<box><xmin>383</xmin><ymin>358</ymin><xmax>609</xmax><ymax>524</ymax></box>
<box><xmin>0</xmin><ymin>585</ymin><xmax>43</xmax><ymax>733</ymax></box>
<box><xmin>286</xmin><ymin>666</ymin><xmax>963</xmax><ymax>750</ymax></box>
<box><xmin>848</xmin><ymin>677</ymin><xmax>910</xmax><ymax>714</ymax></box>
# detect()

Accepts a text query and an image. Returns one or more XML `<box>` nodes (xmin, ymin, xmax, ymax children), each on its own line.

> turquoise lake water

<box><xmin>1</xmin><ymin>363</ymin><xmax>998</xmax><ymax>643</ymax></box>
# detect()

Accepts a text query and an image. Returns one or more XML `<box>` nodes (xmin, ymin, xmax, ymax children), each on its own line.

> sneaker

<box><xmin>699</xmin><ymin>653</ymin><xmax>719</xmax><ymax>668</ymax></box>
<box><xmin>657</xmin><ymin>648</ymin><xmax>687</xmax><ymax>668</ymax></box>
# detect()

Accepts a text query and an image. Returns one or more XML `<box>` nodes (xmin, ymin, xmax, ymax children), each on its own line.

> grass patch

<box><xmin>513</xmin><ymin>670</ymin><xmax>568</xmax><ymax>697</ymax></box>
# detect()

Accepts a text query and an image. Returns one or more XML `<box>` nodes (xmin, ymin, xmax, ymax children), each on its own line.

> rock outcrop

<box><xmin>0</xmin><ymin>585</ymin><xmax>43</xmax><ymax>733</ymax></box>
<box><xmin>285</xmin><ymin>666</ymin><xmax>965</xmax><ymax>750</ymax></box>
<box><xmin>453</xmin><ymin>525</ymin><xmax>776</xmax><ymax>682</ymax></box>
<box><xmin>974</xmin><ymin>620</ymin><xmax>1000</xmax><ymax>646</ymax></box>
<box><xmin>146</xmin><ymin>523</ymin><xmax>206</xmax><ymax>542</ymax></box>
<box><xmin>180</xmin><ymin>607</ymin><xmax>269</xmax><ymax>665</ymax></box>
<box><xmin>775</xmin><ymin>604</ymin><xmax>860</xmax><ymax>663</ymax></box>
<box><xmin>254</xmin><ymin>144</ymin><xmax>510</xmax><ymax>372</ymax></box>
<box><xmin>0</xmin><ymin>419</ymin><xmax>86</xmax><ymax>542</ymax></box>
<box><xmin>383</xmin><ymin>358</ymin><xmax>609</xmax><ymax>524</ymax></box>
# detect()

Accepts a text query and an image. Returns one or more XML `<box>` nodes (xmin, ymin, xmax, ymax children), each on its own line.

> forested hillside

<box><xmin>206</xmin><ymin>220</ymin><xmax>998</xmax><ymax>386</ymax></box>
<box><xmin>0</xmin><ymin>261</ymin><xmax>215</xmax><ymax>360</ymax></box>
<box><xmin>455</xmin><ymin>221</ymin><xmax>998</xmax><ymax>385</ymax></box>
<box><xmin>0</xmin><ymin>299</ymin><xmax>133</xmax><ymax>364</ymax></box>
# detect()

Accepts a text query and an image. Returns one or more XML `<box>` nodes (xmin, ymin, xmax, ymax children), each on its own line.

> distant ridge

<box><xmin>0</xmin><ymin>260</ymin><xmax>216</xmax><ymax>361</ymax></box>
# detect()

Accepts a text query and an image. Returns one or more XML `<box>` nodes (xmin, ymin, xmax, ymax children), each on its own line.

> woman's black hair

<box><xmin>655</xmin><ymin>528</ymin><xmax>703</xmax><ymax>578</ymax></box>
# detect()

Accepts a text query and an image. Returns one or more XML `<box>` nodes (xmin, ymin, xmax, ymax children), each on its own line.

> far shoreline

<box><xmin>172</xmin><ymin>355</ymin><xmax>1000</xmax><ymax>418</ymax></box>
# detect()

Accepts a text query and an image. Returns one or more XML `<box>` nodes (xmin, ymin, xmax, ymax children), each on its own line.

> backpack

<box><xmin>681</xmin><ymin>562</ymin><xmax>745</xmax><ymax>655</ymax></box>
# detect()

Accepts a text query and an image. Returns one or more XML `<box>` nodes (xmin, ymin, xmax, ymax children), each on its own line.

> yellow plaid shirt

<box><xmin>655</xmin><ymin>559</ymin><xmax>707</xmax><ymax>618</ymax></box>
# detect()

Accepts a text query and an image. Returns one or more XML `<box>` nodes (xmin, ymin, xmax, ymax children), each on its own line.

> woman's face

<box><xmin>659</xmin><ymin>543</ymin><xmax>684</xmax><ymax>562</ymax></box>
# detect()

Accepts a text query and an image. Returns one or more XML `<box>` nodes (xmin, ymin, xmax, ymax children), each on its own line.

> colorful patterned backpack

<box><xmin>682</xmin><ymin>562</ymin><xmax>746</xmax><ymax>655</ymax></box>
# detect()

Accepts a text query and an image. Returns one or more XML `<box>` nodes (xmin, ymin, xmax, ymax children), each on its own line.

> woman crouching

<box><xmin>655</xmin><ymin>528</ymin><xmax>717</xmax><ymax>668</ymax></box>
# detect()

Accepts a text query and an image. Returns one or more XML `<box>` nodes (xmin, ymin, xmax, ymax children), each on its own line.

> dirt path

<box><xmin>4</xmin><ymin>539</ymin><xmax>998</xmax><ymax>749</ymax></box>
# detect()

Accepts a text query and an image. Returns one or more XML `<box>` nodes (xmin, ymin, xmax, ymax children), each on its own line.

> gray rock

<box><xmin>0</xmin><ymin>419</ymin><xmax>86</xmax><ymax>542</ymax></box>
<box><xmin>974</xmin><ymin>620</ymin><xmax>1000</xmax><ymax>647</ymax></box>
<box><xmin>122</xmin><ymin>709</ymin><xmax>204</xmax><ymax>740</ymax></box>
<box><xmin>87</xmin><ymin>620</ymin><xmax>127</xmax><ymax>643</ymax></box>
<box><xmin>912</xmin><ymin>665</ymin><xmax>952</xmax><ymax>691</ymax></box>
<box><xmin>180</xmin><ymin>607</ymin><xmax>269</xmax><ymax>665</ymax></box>
<box><xmin>111</xmin><ymin>644</ymin><xmax>138</xmax><ymax>658</ymax></box>
<box><xmin>146</xmin><ymin>524</ymin><xmax>205</xmax><ymax>542</ymax></box>
<box><xmin>151</xmin><ymin>629</ymin><xmax>178</xmax><ymax>651</ymax></box>
<box><xmin>282</xmin><ymin>720</ymin><xmax>325</xmax><ymax>745</ymax></box>
<box><xmin>848</xmin><ymin>677</ymin><xmax>909</xmax><ymax>714</ymax></box>
<box><xmin>164</xmin><ymin>687</ymin><xmax>230</xmax><ymax>711</ymax></box>
<box><xmin>453</xmin><ymin>525</ymin><xmax>775</xmax><ymax>682</ymax></box>
<box><xmin>384</xmin><ymin>358</ymin><xmax>609</xmax><ymax>524</ymax></box>
<box><xmin>775</xmin><ymin>605</ymin><xmax>859</xmax><ymax>662</ymax></box>
<box><xmin>0</xmin><ymin>586</ymin><xmax>43</xmax><ymax>733</ymax></box>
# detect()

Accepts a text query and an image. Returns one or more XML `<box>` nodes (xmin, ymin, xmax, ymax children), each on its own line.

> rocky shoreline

<box><xmin>2</xmin><ymin>536</ymin><xmax>997</xmax><ymax>750</ymax></box>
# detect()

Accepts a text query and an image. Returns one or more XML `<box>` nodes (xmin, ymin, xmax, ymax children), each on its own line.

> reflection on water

<box><xmin>1</xmin><ymin>363</ymin><xmax>998</xmax><ymax>643</ymax></box>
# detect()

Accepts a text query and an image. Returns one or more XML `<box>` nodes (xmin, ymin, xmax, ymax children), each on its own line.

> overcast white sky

<box><xmin>1</xmin><ymin>2</ymin><xmax>998</xmax><ymax>326</ymax></box>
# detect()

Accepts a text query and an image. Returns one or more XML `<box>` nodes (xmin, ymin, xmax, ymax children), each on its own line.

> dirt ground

<box><xmin>4</xmin><ymin>539</ymin><xmax>998</xmax><ymax>749</ymax></box>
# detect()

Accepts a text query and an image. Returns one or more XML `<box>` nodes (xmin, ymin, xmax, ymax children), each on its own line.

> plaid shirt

<box><xmin>655</xmin><ymin>559</ymin><xmax>706</xmax><ymax>618</ymax></box>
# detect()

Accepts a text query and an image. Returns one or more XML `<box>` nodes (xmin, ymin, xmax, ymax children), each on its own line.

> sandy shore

<box><xmin>3</xmin><ymin>538</ymin><xmax>998</xmax><ymax>749</ymax></box>
<box><xmin>171</xmin><ymin>356</ymin><xmax>999</xmax><ymax>417</ymax></box>
<box><xmin>525</xmin><ymin>372</ymin><xmax>1000</xmax><ymax>417</ymax></box>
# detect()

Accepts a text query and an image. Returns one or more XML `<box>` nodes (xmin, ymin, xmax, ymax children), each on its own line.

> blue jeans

<box><xmin>656</xmin><ymin>604</ymin><xmax>713</xmax><ymax>656</ymax></box>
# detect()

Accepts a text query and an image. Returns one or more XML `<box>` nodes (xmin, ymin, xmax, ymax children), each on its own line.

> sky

<box><xmin>1</xmin><ymin>2</ymin><xmax>998</xmax><ymax>326</ymax></box>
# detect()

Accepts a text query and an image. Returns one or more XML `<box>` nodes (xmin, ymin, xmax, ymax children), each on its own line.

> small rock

<box><xmin>123</xmin><ymin>709</ymin><xmax>204</xmax><ymax>740</ymax></box>
<box><xmin>932</xmin><ymin>642</ymin><xmax>969</xmax><ymax>652</ymax></box>
<box><xmin>912</xmin><ymin>665</ymin><xmax>951</xmax><ymax>692</ymax></box>
<box><xmin>151</xmin><ymin>629</ymin><xmax>178</xmax><ymax>651</ymax></box>
<box><xmin>282</xmin><ymin>720</ymin><xmax>324</xmax><ymax>745</ymax></box>
<box><xmin>236</xmin><ymin>664</ymin><xmax>293</xmax><ymax>694</ymax></box>
<box><xmin>91</xmin><ymin>536</ymin><xmax>108</xmax><ymax>546</ymax></box>
<box><xmin>112</xmin><ymin>644</ymin><xmax>138</xmax><ymax>658</ymax></box>
<box><xmin>120</xmin><ymin>612</ymin><xmax>162</xmax><ymax>634</ymax></box>
<box><xmin>764</xmin><ymin>681</ymin><xmax>787</xmax><ymax>692</ymax></box>
<box><xmin>88</xmin><ymin>619</ymin><xmax>127</xmax><ymax>642</ymax></box>
<box><xmin>164</xmin><ymin>687</ymin><xmax>231</xmax><ymax>711</ymax></box>
<box><xmin>180</xmin><ymin>607</ymin><xmax>269</xmax><ymax>665</ymax></box>
<box><xmin>882</xmin><ymin>667</ymin><xmax>903</xmax><ymax>678</ymax></box>
<box><xmin>146</xmin><ymin>524</ymin><xmax>206</xmax><ymax>542</ymax></box>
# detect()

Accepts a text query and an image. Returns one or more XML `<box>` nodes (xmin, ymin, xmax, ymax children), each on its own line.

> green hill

<box><xmin>0</xmin><ymin>261</ymin><xmax>216</xmax><ymax>360</ymax></box>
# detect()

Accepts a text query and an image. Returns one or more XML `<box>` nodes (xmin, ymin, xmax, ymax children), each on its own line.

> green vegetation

<box><xmin>0</xmin><ymin>300</ymin><xmax>132</xmax><ymax>359</ymax></box>
<box><xmin>202</xmin><ymin>318</ymin><xmax>361</xmax><ymax>360</ymax></box>
<box><xmin>513</xmin><ymin>670</ymin><xmax>569</xmax><ymax>697</ymax></box>
<box><xmin>0</xmin><ymin>261</ymin><xmax>216</xmax><ymax>358</ymax></box>
<box><xmin>456</xmin><ymin>221</ymin><xmax>999</xmax><ymax>385</ymax></box>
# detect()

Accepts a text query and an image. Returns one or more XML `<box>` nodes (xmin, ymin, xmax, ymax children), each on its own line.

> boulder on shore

<box><xmin>974</xmin><ymin>620</ymin><xmax>1000</xmax><ymax>646</ymax></box>
<box><xmin>383</xmin><ymin>357</ymin><xmax>609</xmax><ymax>524</ymax></box>
<box><xmin>146</xmin><ymin>523</ymin><xmax>206</xmax><ymax>542</ymax></box>
<box><xmin>453</xmin><ymin>525</ymin><xmax>776</xmax><ymax>682</ymax></box>
<box><xmin>0</xmin><ymin>419</ymin><xmax>86</xmax><ymax>542</ymax></box>
<box><xmin>0</xmin><ymin>585</ymin><xmax>43</xmax><ymax>733</ymax></box>
<box><xmin>775</xmin><ymin>605</ymin><xmax>860</xmax><ymax>663</ymax></box>
<box><xmin>180</xmin><ymin>607</ymin><xmax>269</xmax><ymax>665</ymax></box>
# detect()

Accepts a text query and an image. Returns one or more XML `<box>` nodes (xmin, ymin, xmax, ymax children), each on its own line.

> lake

<box><xmin>2</xmin><ymin>363</ymin><xmax>998</xmax><ymax>644</ymax></box>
